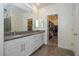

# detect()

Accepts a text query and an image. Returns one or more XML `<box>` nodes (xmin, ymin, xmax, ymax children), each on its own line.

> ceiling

<box><xmin>36</xmin><ymin>3</ymin><xmax>53</xmax><ymax>7</ymax></box>
<box><xmin>9</xmin><ymin>3</ymin><xmax>54</xmax><ymax>12</ymax></box>
<box><xmin>27</xmin><ymin>3</ymin><xmax>54</xmax><ymax>8</ymax></box>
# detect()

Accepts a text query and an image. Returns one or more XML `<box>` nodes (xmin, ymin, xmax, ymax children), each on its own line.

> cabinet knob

<box><xmin>74</xmin><ymin>33</ymin><xmax>77</xmax><ymax>36</ymax></box>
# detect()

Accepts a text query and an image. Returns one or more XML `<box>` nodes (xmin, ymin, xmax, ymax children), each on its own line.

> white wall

<box><xmin>38</xmin><ymin>4</ymin><xmax>74</xmax><ymax>50</ymax></box>
<box><xmin>0</xmin><ymin>3</ymin><xmax>4</xmax><ymax>56</ymax></box>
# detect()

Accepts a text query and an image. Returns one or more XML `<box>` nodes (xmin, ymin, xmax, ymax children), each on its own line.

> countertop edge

<box><xmin>4</xmin><ymin>31</ymin><xmax>45</xmax><ymax>42</ymax></box>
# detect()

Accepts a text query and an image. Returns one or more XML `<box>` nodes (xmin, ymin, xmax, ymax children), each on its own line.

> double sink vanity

<box><xmin>4</xmin><ymin>4</ymin><xmax>45</xmax><ymax>56</ymax></box>
<box><xmin>4</xmin><ymin>30</ymin><xmax>45</xmax><ymax>56</ymax></box>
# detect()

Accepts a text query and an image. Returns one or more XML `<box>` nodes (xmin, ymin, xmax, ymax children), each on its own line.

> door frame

<box><xmin>47</xmin><ymin>14</ymin><xmax>58</xmax><ymax>46</ymax></box>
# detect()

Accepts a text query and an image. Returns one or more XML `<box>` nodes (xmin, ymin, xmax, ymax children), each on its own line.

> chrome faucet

<box><xmin>13</xmin><ymin>31</ymin><xmax>16</xmax><ymax>36</ymax></box>
<box><xmin>11</xmin><ymin>31</ymin><xmax>16</xmax><ymax>36</ymax></box>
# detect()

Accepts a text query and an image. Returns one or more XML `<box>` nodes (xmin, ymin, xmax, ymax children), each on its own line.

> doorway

<box><xmin>47</xmin><ymin>14</ymin><xmax>58</xmax><ymax>47</ymax></box>
<box><xmin>27</xmin><ymin>18</ymin><xmax>33</xmax><ymax>31</ymax></box>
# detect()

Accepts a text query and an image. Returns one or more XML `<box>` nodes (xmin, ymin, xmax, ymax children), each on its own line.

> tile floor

<box><xmin>31</xmin><ymin>36</ymin><xmax>74</xmax><ymax>56</ymax></box>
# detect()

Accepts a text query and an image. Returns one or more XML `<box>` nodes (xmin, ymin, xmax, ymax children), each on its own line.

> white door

<box><xmin>74</xmin><ymin>4</ymin><xmax>79</xmax><ymax>55</ymax></box>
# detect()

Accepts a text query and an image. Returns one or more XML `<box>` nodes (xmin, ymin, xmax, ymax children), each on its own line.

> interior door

<box><xmin>74</xmin><ymin>4</ymin><xmax>79</xmax><ymax>55</ymax></box>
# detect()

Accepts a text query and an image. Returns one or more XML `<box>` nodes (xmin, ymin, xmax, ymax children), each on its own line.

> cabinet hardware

<box><xmin>20</xmin><ymin>43</ymin><xmax>25</xmax><ymax>52</ymax></box>
<box><xmin>74</xmin><ymin>33</ymin><xmax>77</xmax><ymax>36</ymax></box>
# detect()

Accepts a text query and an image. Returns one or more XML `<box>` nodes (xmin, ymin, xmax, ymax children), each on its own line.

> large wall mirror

<box><xmin>4</xmin><ymin>3</ymin><xmax>44</xmax><ymax>33</ymax></box>
<box><xmin>4</xmin><ymin>4</ymin><xmax>33</xmax><ymax>32</ymax></box>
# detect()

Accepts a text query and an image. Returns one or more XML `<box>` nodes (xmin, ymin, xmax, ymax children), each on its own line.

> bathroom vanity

<box><xmin>4</xmin><ymin>4</ymin><xmax>45</xmax><ymax>56</ymax></box>
<box><xmin>4</xmin><ymin>31</ymin><xmax>45</xmax><ymax>56</ymax></box>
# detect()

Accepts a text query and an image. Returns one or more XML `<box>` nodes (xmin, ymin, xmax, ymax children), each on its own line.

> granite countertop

<box><xmin>4</xmin><ymin>30</ymin><xmax>45</xmax><ymax>41</ymax></box>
